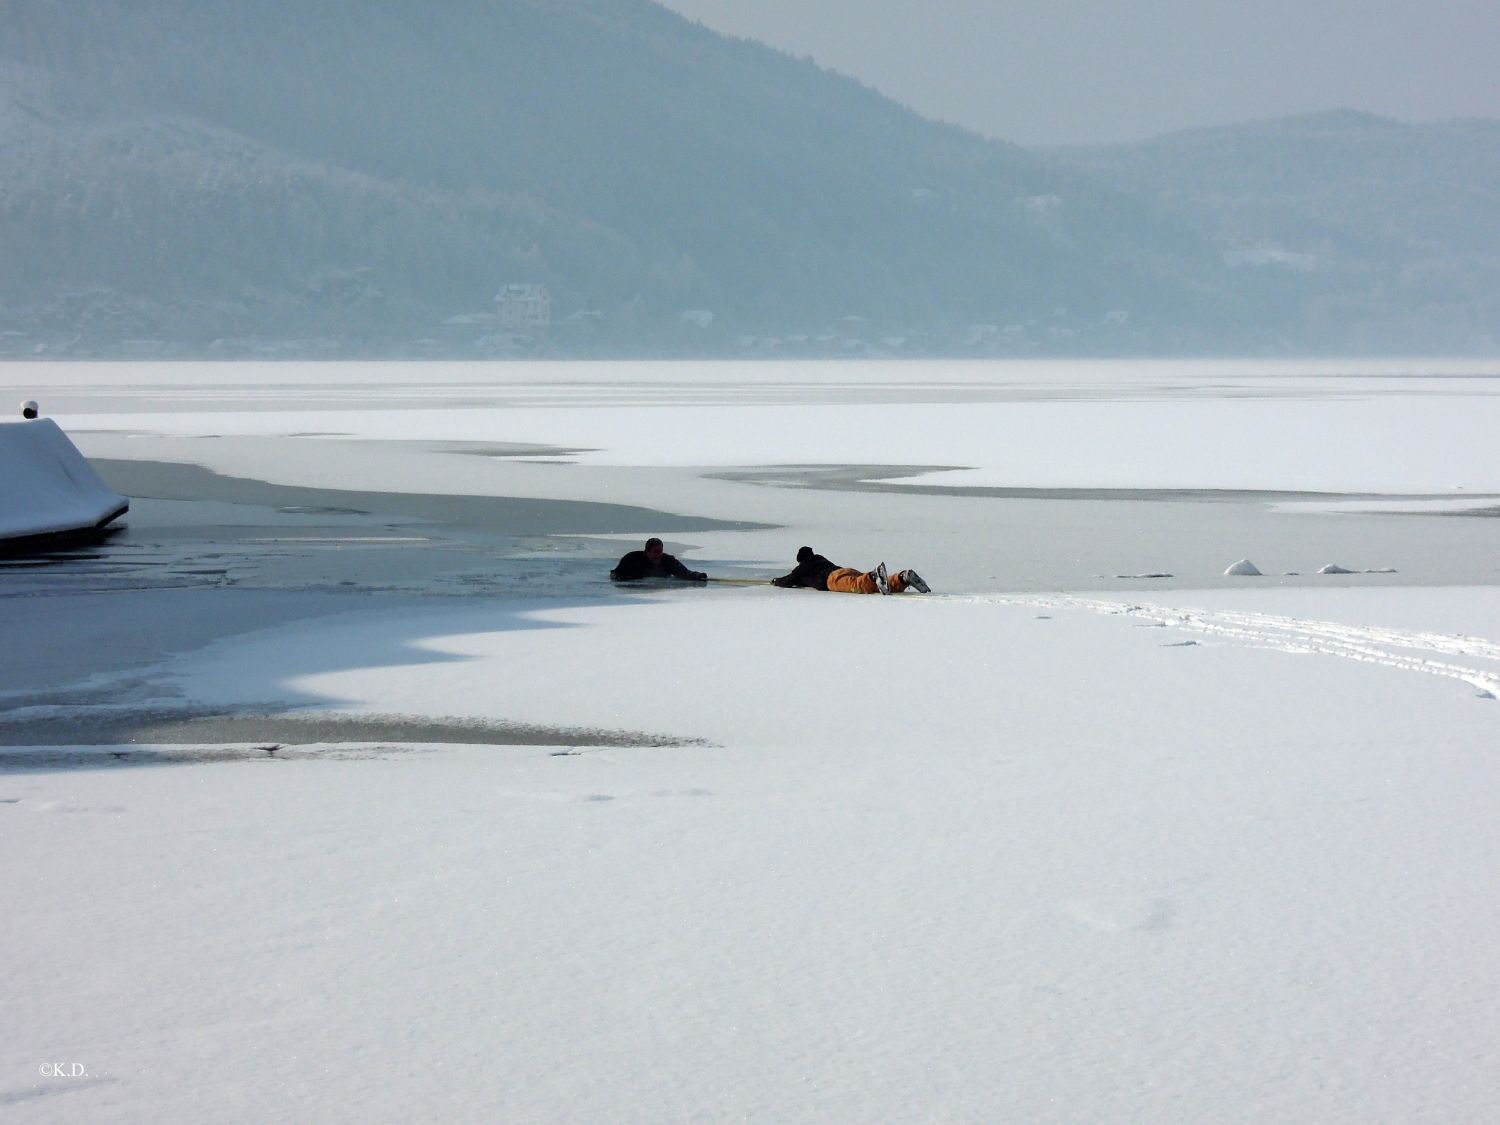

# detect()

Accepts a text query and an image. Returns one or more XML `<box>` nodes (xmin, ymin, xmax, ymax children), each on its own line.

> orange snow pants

<box><xmin>824</xmin><ymin>567</ymin><xmax>909</xmax><ymax>594</ymax></box>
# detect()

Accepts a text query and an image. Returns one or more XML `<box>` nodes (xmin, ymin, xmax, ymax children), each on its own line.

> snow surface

<box><xmin>31</xmin><ymin>357</ymin><xmax>1500</xmax><ymax>494</ymax></box>
<box><xmin>4</xmin><ymin>360</ymin><xmax>1500</xmax><ymax>1122</ymax></box>
<box><xmin>0</xmin><ymin>419</ymin><xmax>127</xmax><ymax>540</ymax></box>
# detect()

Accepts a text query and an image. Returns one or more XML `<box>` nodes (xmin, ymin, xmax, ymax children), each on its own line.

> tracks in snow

<box><xmin>991</xmin><ymin>594</ymin><xmax>1500</xmax><ymax>701</ymax></box>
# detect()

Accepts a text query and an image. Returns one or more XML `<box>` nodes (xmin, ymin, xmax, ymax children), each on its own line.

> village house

<box><xmin>495</xmin><ymin>284</ymin><xmax>552</xmax><ymax>331</ymax></box>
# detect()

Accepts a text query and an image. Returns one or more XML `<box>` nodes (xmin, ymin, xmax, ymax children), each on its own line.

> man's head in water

<box><xmin>20</xmin><ymin>400</ymin><xmax>38</xmax><ymax>420</ymax></box>
<box><xmin>644</xmin><ymin>537</ymin><xmax>665</xmax><ymax>563</ymax></box>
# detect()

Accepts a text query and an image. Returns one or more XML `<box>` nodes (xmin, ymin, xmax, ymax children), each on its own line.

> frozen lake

<box><xmin>4</xmin><ymin>359</ymin><xmax>1500</xmax><ymax>1122</ymax></box>
<box><xmin>13</xmin><ymin>357</ymin><xmax>1500</xmax><ymax>596</ymax></box>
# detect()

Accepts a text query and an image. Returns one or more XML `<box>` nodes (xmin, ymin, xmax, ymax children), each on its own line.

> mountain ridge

<box><xmin>1</xmin><ymin>1</ymin><xmax>1494</xmax><ymax>357</ymax></box>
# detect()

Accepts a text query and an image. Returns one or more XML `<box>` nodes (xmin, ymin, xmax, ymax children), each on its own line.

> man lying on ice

<box><xmin>610</xmin><ymin>537</ymin><xmax>708</xmax><ymax>582</ymax></box>
<box><xmin>771</xmin><ymin>546</ymin><xmax>930</xmax><ymax>594</ymax></box>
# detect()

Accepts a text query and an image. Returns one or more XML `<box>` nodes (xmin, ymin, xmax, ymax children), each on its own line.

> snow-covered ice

<box><xmin>3</xmin><ymin>359</ymin><xmax>1500</xmax><ymax>1122</ymax></box>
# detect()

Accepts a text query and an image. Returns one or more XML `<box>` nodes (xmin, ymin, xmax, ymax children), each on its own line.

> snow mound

<box><xmin>1224</xmin><ymin>559</ymin><xmax>1263</xmax><ymax>577</ymax></box>
<box><xmin>1318</xmin><ymin>564</ymin><xmax>1355</xmax><ymax>575</ymax></box>
<box><xmin>0</xmin><ymin>419</ymin><xmax>129</xmax><ymax>545</ymax></box>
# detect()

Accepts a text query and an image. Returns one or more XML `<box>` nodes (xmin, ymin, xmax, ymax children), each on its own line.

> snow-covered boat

<box><xmin>0</xmin><ymin>418</ymin><xmax>129</xmax><ymax>553</ymax></box>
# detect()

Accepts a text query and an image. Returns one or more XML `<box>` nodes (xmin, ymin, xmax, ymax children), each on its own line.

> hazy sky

<box><xmin>657</xmin><ymin>0</ymin><xmax>1500</xmax><ymax>146</ymax></box>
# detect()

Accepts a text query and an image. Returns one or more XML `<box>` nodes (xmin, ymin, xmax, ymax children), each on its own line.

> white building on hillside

<box><xmin>495</xmin><ymin>284</ymin><xmax>552</xmax><ymax>330</ymax></box>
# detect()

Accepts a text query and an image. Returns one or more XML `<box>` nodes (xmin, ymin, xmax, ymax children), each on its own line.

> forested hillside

<box><xmin>1050</xmin><ymin>111</ymin><xmax>1500</xmax><ymax>353</ymax></box>
<box><xmin>1</xmin><ymin>2</ymin><xmax>1494</xmax><ymax>357</ymax></box>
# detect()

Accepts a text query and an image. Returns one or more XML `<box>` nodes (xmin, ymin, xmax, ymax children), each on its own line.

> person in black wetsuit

<box><xmin>771</xmin><ymin>545</ymin><xmax>930</xmax><ymax>594</ymax></box>
<box><xmin>771</xmin><ymin>546</ymin><xmax>840</xmax><ymax>589</ymax></box>
<box><xmin>610</xmin><ymin>537</ymin><xmax>708</xmax><ymax>582</ymax></box>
